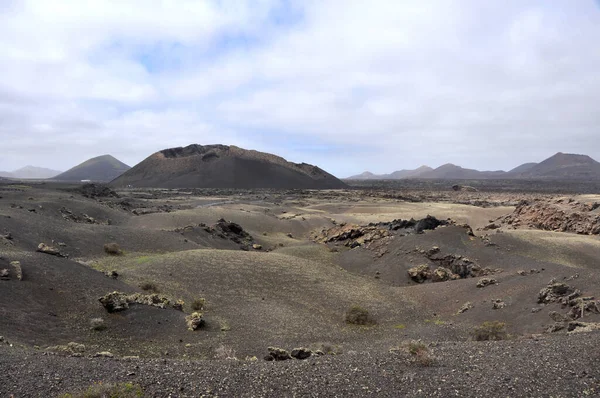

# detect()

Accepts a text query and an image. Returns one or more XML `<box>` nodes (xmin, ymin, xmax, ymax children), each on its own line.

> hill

<box><xmin>111</xmin><ymin>144</ymin><xmax>347</xmax><ymax>189</ymax></box>
<box><xmin>509</xmin><ymin>162</ymin><xmax>538</xmax><ymax>174</ymax></box>
<box><xmin>515</xmin><ymin>152</ymin><xmax>600</xmax><ymax>180</ymax></box>
<box><xmin>53</xmin><ymin>155</ymin><xmax>130</xmax><ymax>182</ymax></box>
<box><xmin>0</xmin><ymin>166</ymin><xmax>62</xmax><ymax>179</ymax></box>
<box><xmin>417</xmin><ymin>164</ymin><xmax>500</xmax><ymax>179</ymax></box>
<box><xmin>347</xmin><ymin>166</ymin><xmax>433</xmax><ymax>180</ymax></box>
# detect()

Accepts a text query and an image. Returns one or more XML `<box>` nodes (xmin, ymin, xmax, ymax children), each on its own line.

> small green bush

<box><xmin>406</xmin><ymin>341</ymin><xmax>435</xmax><ymax>366</ymax></box>
<box><xmin>60</xmin><ymin>382</ymin><xmax>143</xmax><ymax>398</ymax></box>
<box><xmin>103</xmin><ymin>243</ymin><xmax>123</xmax><ymax>256</ymax></box>
<box><xmin>472</xmin><ymin>321</ymin><xmax>508</xmax><ymax>341</ymax></box>
<box><xmin>191</xmin><ymin>298</ymin><xmax>206</xmax><ymax>311</ymax></box>
<box><xmin>345</xmin><ymin>305</ymin><xmax>373</xmax><ymax>325</ymax></box>
<box><xmin>139</xmin><ymin>281</ymin><xmax>160</xmax><ymax>293</ymax></box>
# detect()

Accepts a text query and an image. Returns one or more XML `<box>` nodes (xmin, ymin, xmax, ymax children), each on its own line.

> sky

<box><xmin>1</xmin><ymin>0</ymin><xmax>600</xmax><ymax>177</ymax></box>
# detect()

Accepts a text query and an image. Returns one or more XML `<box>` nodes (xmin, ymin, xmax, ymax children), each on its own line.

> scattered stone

<box><xmin>94</xmin><ymin>351</ymin><xmax>114</xmax><ymax>358</ymax></box>
<box><xmin>546</xmin><ymin>323</ymin><xmax>566</xmax><ymax>333</ymax></box>
<box><xmin>36</xmin><ymin>243</ymin><xmax>63</xmax><ymax>257</ymax></box>
<box><xmin>286</xmin><ymin>233</ymin><xmax>294</xmax><ymax>238</ymax></box>
<box><xmin>252</xmin><ymin>244</ymin><xmax>262</xmax><ymax>250</ymax></box>
<box><xmin>492</xmin><ymin>299</ymin><xmax>506</xmax><ymax>310</ymax></box>
<box><xmin>0</xmin><ymin>268</ymin><xmax>9</xmax><ymax>280</ymax></box>
<box><xmin>477</xmin><ymin>278</ymin><xmax>497</xmax><ymax>288</ymax></box>
<box><xmin>431</xmin><ymin>267</ymin><xmax>460</xmax><ymax>282</ymax></box>
<box><xmin>46</xmin><ymin>342</ymin><xmax>86</xmax><ymax>356</ymax></box>
<box><xmin>290</xmin><ymin>347</ymin><xmax>312</xmax><ymax>360</ymax></box>
<box><xmin>186</xmin><ymin>312</ymin><xmax>205</xmax><ymax>331</ymax></box>
<box><xmin>265</xmin><ymin>347</ymin><xmax>292</xmax><ymax>361</ymax></box>
<box><xmin>457</xmin><ymin>302</ymin><xmax>473</xmax><ymax>314</ymax></box>
<box><xmin>172</xmin><ymin>300</ymin><xmax>185</xmax><ymax>311</ymax></box>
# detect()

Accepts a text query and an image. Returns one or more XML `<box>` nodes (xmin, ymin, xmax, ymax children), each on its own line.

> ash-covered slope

<box><xmin>53</xmin><ymin>155</ymin><xmax>130</xmax><ymax>182</ymax></box>
<box><xmin>111</xmin><ymin>144</ymin><xmax>347</xmax><ymax>189</ymax></box>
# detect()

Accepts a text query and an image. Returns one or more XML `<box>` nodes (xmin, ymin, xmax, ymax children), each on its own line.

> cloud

<box><xmin>1</xmin><ymin>0</ymin><xmax>600</xmax><ymax>177</ymax></box>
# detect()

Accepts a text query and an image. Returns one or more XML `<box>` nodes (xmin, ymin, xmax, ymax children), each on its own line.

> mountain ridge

<box><xmin>346</xmin><ymin>153</ymin><xmax>600</xmax><ymax>180</ymax></box>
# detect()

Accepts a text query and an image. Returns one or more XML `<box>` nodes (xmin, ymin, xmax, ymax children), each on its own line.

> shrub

<box><xmin>139</xmin><ymin>281</ymin><xmax>160</xmax><ymax>293</ymax></box>
<box><xmin>471</xmin><ymin>321</ymin><xmax>508</xmax><ymax>341</ymax></box>
<box><xmin>406</xmin><ymin>341</ymin><xmax>435</xmax><ymax>366</ymax></box>
<box><xmin>103</xmin><ymin>243</ymin><xmax>123</xmax><ymax>256</ymax></box>
<box><xmin>191</xmin><ymin>298</ymin><xmax>206</xmax><ymax>311</ymax></box>
<box><xmin>345</xmin><ymin>305</ymin><xmax>374</xmax><ymax>325</ymax></box>
<box><xmin>89</xmin><ymin>318</ymin><xmax>106</xmax><ymax>331</ymax></box>
<box><xmin>59</xmin><ymin>382</ymin><xmax>143</xmax><ymax>398</ymax></box>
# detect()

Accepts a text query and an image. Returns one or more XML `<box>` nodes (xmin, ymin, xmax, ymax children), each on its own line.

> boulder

<box><xmin>408</xmin><ymin>265</ymin><xmax>430</xmax><ymax>283</ymax></box>
<box><xmin>99</xmin><ymin>292</ymin><xmax>130</xmax><ymax>313</ymax></box>
<box><xmin>291</xmin><ymin>348</ymin><xmax>312</xmax><ymax>360</ymax></box>
<box><xmin>265</xmin><ymin>347</ymin><xmax>292</xmax><ymax>361</ymax></box>
<box><xmin>492</xmin><ymin>299</ymin><xmax>506</xmax><ymax>310</ymax></box>
<box><xmin>36</xmin><ymin>243</ymin><xmax>63</xmax><ymax>256</ymax></box>
<box><xmin>0</xmin><ymin>269</ymin><xmax>9</xmax><ymax>280</ymax></box>
<box><xmin>10</xmin><ymin>261</ymin><xmax>22</xmax><ymax>281</ymax></box>
<box><xmin>431</xmin><ymin>267</ymin><xmax>459</xmax><ymax>282</ymax></box>
<box><xmin>186</xmin><ymin>312</ymin><xmax>205</xmax><ymax>331</ymax></box>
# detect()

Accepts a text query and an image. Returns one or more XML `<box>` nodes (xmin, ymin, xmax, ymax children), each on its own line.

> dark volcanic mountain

<box><xmin>514</xmin><ymin>153</ymin><xmax>600</xmax><ymax>180</ymax></box>
<box><xmin>111</xmin><ymin>144</ymin><xmax>347</xmax><ymax>189</ymax></box>
<box><xmin>53</xmin><ymin>155</ymin><xmax>130</xmax><ymax>182</ymax></box>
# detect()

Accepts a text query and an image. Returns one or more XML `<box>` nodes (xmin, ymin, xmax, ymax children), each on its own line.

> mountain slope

<box><xmin>53</xmin><ymin>155</ymin><xmax>130</xmax><ymax>182</ymax></box>
<box><xmin>111</xmin><ymin>144</ymin><xmax>347</xmax><ymax>189</ymax></box>
<box><xmin>518</xmin><ymin>153</ymin><xmax>600</xmax><ymax>180</ymax></box>
<box><xmin>509</xmin><ymin>162</ymin><xmax>538</xmax><ymax>174</ymax></box>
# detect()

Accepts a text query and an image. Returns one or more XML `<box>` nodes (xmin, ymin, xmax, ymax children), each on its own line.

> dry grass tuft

<box><xmin>103</xmin><ymin>243</ymin><xmax>123</xmax><ymax>256</ymax></box>
<box><xmin>471</xmin><ymin>321</ymin><xmax>508</xmax><ymax>341</ymax></box>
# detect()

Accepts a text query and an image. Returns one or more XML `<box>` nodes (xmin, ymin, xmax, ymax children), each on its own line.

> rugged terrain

<box><xmin>1</xmin><ymin>179</ymin><xmax>599</xmax><ymax>397</ymax></box>
<box><xmin>111</xmin><ymin>144</ymin><xmax>347</xmax><ymax>189</ymax></box>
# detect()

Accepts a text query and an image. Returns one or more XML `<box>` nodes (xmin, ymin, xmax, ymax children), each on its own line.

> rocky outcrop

<box><xmin>98</xmin><ymin>291</ymin><xmax>175</xmax><ymax>313</ymax></box>
<box><xmin>314</xmin><ymin>216</ymin><xmax>448</xmax><ymax>256</ymax></box>
<box><xmin>290</xmin><ymin>348</ymin><xmax>312</xmax><ymax>360</ymax></box>
<box><xmin>264</xmin><ymin>347</ymin><xmax>292</xmax><ymax>361</ymax></box>
<box><xmin>493</xmin><ymin>199</ymin><xmax>600</xmax><ymax>234</ymax></box>
<box><xmin>36</xmin><ymin>243</ymin><xmax>65</xmax><ymax>257</ymax></box>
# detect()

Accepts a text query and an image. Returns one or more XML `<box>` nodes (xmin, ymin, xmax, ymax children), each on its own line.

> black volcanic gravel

<box><xmin>1</xmin><ymin>333</ymin><xmax>599</xmax><ymax>397</ymax></box>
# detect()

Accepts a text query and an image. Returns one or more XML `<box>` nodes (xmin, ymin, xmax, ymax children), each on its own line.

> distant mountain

<box><xmin>417</xmin><ymin>164</ymin><xmax>494</xmax><ymax>179</ymax></box>
<box><xmin>509</xmin><ymin>162</ymin><xmax>538</xmax><ymax>174</ymax></box>
<box><xmin>111</xmin><ymin>144</ymin><xmax>347</xmax><ymax>189</ymax></box>
<box><xmin>347</xmin><ymin>171</ymin><xmax>379</xmax><ymax>180</ymax></box>
<box><xmin>0</xmin><ymin>166</ymin><xmax>62</xmax><ymax>179</ymax></box>
<box><xmin>347</xmin><ymin>166</ymin><xmax>433</xmax><ymax>180</ymax></box>
<box><xmin>515</xmin><ymin>153</ymin><xmax>600</xmax><ymax>180</ymax></box>
<box><xmin>389</xmin><ymin>165</ymin><xmax>434</xmax><ymax>179</ymax></box>
<box><xmin>53</xmin><ymin>155</ymin><xmax>131</xmax><ymax>182</ymax></box>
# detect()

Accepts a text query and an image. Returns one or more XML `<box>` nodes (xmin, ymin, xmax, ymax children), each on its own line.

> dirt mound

<box><xmin>493</xmin><ymin>198</ymin><xmax>600</xmax><ymax>234</ymax></box>
<box><xmin>110</xmin><ymin>144</ymin><xmax>347</xmax><ymax>189</ymax></box>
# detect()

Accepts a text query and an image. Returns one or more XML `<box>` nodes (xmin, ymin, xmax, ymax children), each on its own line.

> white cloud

<box><xmin>1</xmin><ymin>0</ymin><xmax>600</xmax><ymax>176</ymax></box>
